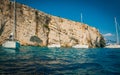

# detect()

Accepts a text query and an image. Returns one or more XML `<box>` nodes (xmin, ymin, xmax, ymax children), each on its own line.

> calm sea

<box><xmin>0</xmin><ymin>46</ymin><xmax>120</xmax><ymax>75</ymax></box>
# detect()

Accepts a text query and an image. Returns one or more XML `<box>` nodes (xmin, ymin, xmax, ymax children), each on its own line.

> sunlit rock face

<box><xmin>0</xmin><ymin>0</ymin><xmax>105</xmax><ymax>48</ymax></box>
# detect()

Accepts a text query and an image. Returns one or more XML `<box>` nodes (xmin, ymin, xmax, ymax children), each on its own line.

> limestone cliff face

<box><xmin>0</xmin><ymin>0</ymin><xmax>105</xmax><ymax>48</ymax></box>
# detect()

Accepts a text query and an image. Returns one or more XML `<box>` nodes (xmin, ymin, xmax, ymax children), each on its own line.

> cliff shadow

<box><xmin>0</xmin><ymin>20</ymin><xmax>8</xmax><ymax>36</ymax></box>
<box><xmin>33</xmin><ymin>10</ymin><xmax>52</xmax><ymax>46</ymax></box>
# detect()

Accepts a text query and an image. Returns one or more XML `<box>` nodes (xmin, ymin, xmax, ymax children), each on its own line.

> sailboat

<box><xmin>2</xmin><ymin>0</ymin><xmax>20</xmax><ymax>49</ymax></box>
<box><xmin>105</xmin><ymin>17</ymin><xmax>120</xmax><ymax>48</ymax></box>
<box><xmin>72</xmin><ymin>13</ymin><xmax>89</xmax><ymax>48</ymax></box>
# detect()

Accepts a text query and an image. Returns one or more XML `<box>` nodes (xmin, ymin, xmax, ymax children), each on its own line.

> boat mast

<box><xmin>114</xmin><ymin>17</ymin><xmax>119</xmax><ymax>44</ymax></box>
<box><xmin>13</xmin><ymin>0</ymin><xmax>16</xmax><ymax>41</ymax></box>
<box><xmin>81</xmin><ymin>13</ymin><xmax>83</xmax><ymax>23</ymax></box>
<box><xmin>118</xmin><ymin>23</ymin><xmax>120</xmax><ymax>30</ymax></box>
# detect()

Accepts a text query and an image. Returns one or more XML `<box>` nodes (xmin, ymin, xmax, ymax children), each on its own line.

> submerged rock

<box><xmin>0</xmin><ymin>0</ymin><xmax>105</xmax><ymax>48</ymax></box>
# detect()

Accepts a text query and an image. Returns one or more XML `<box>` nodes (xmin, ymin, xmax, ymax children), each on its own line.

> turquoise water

<box><xmin>0</xmin><ymin>46</ymin><xmax>120</xmax><ymax>75</ymax></box>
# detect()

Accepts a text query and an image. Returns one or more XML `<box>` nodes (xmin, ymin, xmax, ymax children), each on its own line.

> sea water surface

<box><xmin>0</xmin><ymin>46</ymin><xmax>120</xmax><ymax>75</ymax></box>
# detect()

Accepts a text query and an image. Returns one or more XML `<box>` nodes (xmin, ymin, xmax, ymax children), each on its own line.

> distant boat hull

<box><xmin>48</xmin><ymin>44</ymin><xmax>61</xmax><ymax>48</ymax></box>
<box><xmin>2</xmin><ymin>41</ymin><xmax>20</xmax><ymax>49</ymax></box>
<box><xmin>72</xmin><ymin>45</ymin><xmax>89</xmax><ymax>48</ymax></box>
<box><xmin>105</xmin><ymin>44</ymin><xmax>120</xmax><ymax>48</ymax></box>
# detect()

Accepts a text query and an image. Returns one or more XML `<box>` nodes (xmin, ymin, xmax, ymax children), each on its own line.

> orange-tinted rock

<box><xmin>0</xmin><ymin>0</ymin><xmax>105</xmax><ymax>48</ymax></box>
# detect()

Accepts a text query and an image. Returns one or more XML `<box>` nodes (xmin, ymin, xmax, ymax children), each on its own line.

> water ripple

<box><xmin>0</xmin><ymin>46</ymin><xmax>120</xmax><ymax>75</ymax></box>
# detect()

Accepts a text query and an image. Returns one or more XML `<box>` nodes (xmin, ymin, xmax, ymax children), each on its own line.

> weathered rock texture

<box><xmin>0</xmin><ymin>0</ymin><xmax>105</xmax><ymax>48</ymax></box>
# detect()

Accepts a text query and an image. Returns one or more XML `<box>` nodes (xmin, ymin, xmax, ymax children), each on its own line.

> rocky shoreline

<box><xmin>0</xmin><ymin>0</ymin><xmax>105</xmax><ymax>48</ymax></box>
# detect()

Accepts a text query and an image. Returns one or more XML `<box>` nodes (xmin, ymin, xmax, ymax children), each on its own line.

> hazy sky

<box><xmin>15</xmin><ymin>0</ymin><xmax>120</xmax><ymax>41</ymax></box>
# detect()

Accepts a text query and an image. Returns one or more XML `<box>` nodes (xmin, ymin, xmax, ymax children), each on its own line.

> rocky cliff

<box><xmin>0</xmin><ymin>0</ymin><xmax>105</xmax><ymax>48</ymax></box>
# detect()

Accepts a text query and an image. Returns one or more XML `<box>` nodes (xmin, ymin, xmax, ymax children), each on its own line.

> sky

<box><xmin>15</xmin><ymin>0</ymin><xmax>120</xmax><ymax>42</ymax></box>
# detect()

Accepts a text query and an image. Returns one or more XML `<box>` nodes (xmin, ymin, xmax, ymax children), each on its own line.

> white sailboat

<box><xmin>72</xmin><ymin>13</ymin><xmax>89</xmax><ymax>48</ymax></box>
<box><xmin>2</xmin><ymin>0</ymin><xmax>20</xmax><ymax>49</ymax></box>
<box><xmin>106</xmin><ymin>17</ymin><xmax>120</xmax><ymax>48</ymax></box>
